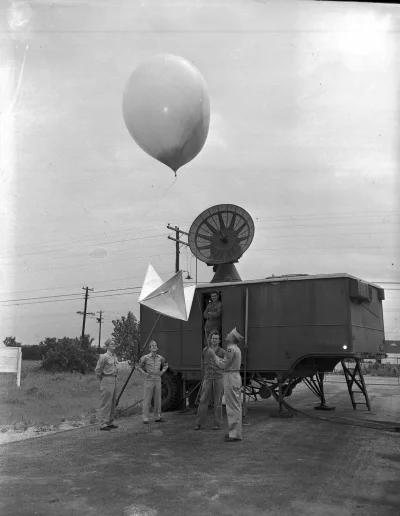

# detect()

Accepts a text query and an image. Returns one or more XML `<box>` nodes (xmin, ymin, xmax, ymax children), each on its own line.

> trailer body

<box><xmin>141</xmin><ymin>273</ymin><xmax>385</xmax><ymax>387</ymax></box>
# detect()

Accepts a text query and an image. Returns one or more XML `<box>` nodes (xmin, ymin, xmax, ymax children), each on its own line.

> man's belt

<box><xmin>224</xmin><ymin>370</ymin><xmax>241</xmax><ymax>373</ymax></box>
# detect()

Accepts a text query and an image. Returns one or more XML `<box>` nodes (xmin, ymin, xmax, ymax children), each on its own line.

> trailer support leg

<box><xmin>341</xmin><ymin>359</ymin><xmax>371</xmax><ymax>411</ymax></box>
<box><xmin>302</xmin><ymin>373</ymin><xmax>335</xmax><ymax>411</ymax></box>
<box><xmin>176</xmin><ymin>379</ymin><xmax>203</xmax><ymax>415</ymax></box>
<box><xmin>178</xmin><ymin>375</ymin><xmax>191</xmax><ymax>414</ymax></box>
<box><xmin>314</xmin><ymin>372</ymin><xmax>335</xmax><ymax>411</ymax></box>
<box><xmin>269</xmin><ymin>376</ymin><xmax>294</xmax><ymax>419</ymax></box>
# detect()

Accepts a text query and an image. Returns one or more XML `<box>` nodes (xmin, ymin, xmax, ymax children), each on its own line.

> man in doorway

<box><xmin>137</xmin><ymin>341</ymin><xmax>169</xmax><ymax>424</ymax></box>
<box><xmin>95</xmin><ymin>338</ymin><xmax>119</xmax><ymax>431</ymax></box>
<box><xmin>208</xmin><ymin>328</ymin><xmax>243</xmax><ymax>442</ymax></box>
<box><xmin>203</xmin><ymin>291</ymin><xmax>222</xmax><ymax>339</ymax></box>
<box><xmin>194</xmin><ymin>331</ymin><xmax>227</xmax><ymax>431</ymax></box>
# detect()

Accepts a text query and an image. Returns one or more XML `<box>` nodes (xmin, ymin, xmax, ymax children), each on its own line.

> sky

<box><xmin>0</xmin><ymin>0</ymin><xmax>399</xmax><ymax>346</ymax></box>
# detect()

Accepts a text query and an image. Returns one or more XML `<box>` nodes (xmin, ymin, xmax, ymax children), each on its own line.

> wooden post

<box><xmin>242</xmin><ymin>288</ymin><xmax>249</xmax><ymax>418</ymax></box>
<box><xmin>16</xmin><ymin>348</ymin><xmax>22</xmax><ymax>387</ymax></box>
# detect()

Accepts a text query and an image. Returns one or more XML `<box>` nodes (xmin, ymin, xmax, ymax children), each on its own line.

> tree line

<box><xmin>2</xmin><ymin>312</ymin><xmax>140</xmax><ymax>374</ymax></box>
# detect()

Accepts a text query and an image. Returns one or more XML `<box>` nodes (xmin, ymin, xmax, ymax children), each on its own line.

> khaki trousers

<box><xmin>224</xmin><ymin>372</ymin><xmax>242</xmax><ymax>439</ymax></box>
<box><xmin>195</xmin><ymin>378</ymin><xmax>224</xmax><ymax>427</ymax></box>
<box><xmin>100</xmin><ymin>376</ymin><xmax>117</xmax><ymax>428</ymax></box>
<box><xmin>142</xmin><ymin>376</ymin><xmax>162</xmax><ymax>421</ymax></box>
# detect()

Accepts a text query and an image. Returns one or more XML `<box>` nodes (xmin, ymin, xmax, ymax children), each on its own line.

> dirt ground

<box><xmin>1</xmin><ymin>382</ymin><xmax>400</xmax><ymax>516</ymax></box>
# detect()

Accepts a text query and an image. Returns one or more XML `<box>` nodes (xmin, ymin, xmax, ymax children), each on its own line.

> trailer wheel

<box><xmin>160</xmin><ymin>370</ymin><xmax>182</xmax><ymax>411</ymax></box>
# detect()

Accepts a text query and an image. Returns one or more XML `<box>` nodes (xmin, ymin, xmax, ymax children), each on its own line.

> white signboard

<box><xmin>0</xmin><ymin>347</ymin><xmax>22</xmax><ymax>386</ymax></box>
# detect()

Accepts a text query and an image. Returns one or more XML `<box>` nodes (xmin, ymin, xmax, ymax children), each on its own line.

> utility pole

<box><xmin>77</xmin><ymin>286</ymin><xmax>94</xmax><ymax>342</ymax></box>
<box><xmin>167</xmin><ymin>224</ymin><xmax>189</xmax><ymax>273</ymax></box>
<box><xmin>96</xmin><ymin>311</ymin><xmax>103</xmax><ymax>353</ymax></box>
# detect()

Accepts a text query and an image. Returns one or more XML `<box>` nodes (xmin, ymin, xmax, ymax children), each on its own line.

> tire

<box><xmin>160</xmin><ymin>370</ymin><xmax>182</xmax><ymax>411</ymax></box>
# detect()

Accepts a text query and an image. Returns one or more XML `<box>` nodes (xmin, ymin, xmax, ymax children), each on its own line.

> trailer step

<box><xmin>341</xmin><ymin>358</ymin><xmax>371</xmax><ymax>412</ymax></box>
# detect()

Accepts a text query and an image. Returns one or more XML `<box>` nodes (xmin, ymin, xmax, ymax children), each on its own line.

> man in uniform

<box><xmin>203</xmin><ymin>291</ymin><xmax>222</xmax><ymax>340</ymax></box>
<box><xmin>95</xmin><ymin>338</ymin><xmax>119</xmax><ymax>431</ymax></box>
<box><xmin>137</xmin><ymin>341</ymin><xmax>169</xmax><ymax>424</ymax></box>
<box><xmin>194</xmin><ymin>331</ymin><xmax>226</xmax><ymax>431</ymax></box>
<box><xmin>208</xmin><ymin>328</ymin><xmax>243</xmax><ymax>442</ymax></box>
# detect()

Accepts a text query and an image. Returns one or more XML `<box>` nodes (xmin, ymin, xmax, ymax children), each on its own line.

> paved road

<box><xmin>1</xmin><ymin>384</ymin><xmax>400</xmax><ymax>516</ymax></box>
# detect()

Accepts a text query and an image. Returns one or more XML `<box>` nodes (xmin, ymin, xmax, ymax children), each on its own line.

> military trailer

<box><xmin>140</xmin><ymin>272</ymin><xmax>386</xmax><ymax>413</ymax></box>
<box><xmin>139</xmin><ymin>204</ymin><xmax>386</xmax><ymax>414</ymax></box>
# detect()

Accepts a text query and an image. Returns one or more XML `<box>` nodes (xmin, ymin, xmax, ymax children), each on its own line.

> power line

<box><xmin>0</xmin><ymin>286</ymin><xmax>142</xmax><ymax>304</ymax></box>
<box><xmin>91</xmin><ymin>291</ymin><xmax>141</xmax><ymax>299</ymax></box>
<box><xmin>256</xmin><ymin>231</ymin><xmax>397</xmax><ymax>240</ymax></box>
<box><xmin>256</xmin><ymin>221</ymin><xmax>400</xmax><ymax>231</ymax></box>
<box><xmin>2</xmin><ymin>296</ymin><xmax>88</xmax><ymax>307</ymax></box>
<box><xmin>4</xmin><ymin>251</ymin><xmax>175</xmax><ymax>275</ymax></box>
<box><xmin>0</xmin><ymin>269</ymin><xmax>174</xmax><ymax>296</ymax></box>
<box><xmin>1</xmin><ymin>290</ymin><xmax>142</xmax><ymax>307</ymax></box>
<box><xmin>1</xmin><ymin>270</ymin><xmax>397</xmax><ymax>298</ymax></box>
<box><xmin>94</xmin><ymin>286</ymin><xmax>142</xmax><ymax>294</ymax></box>
<box><xmin>0</xmin><ymin>292</ymin><xmax>86</xmax><ymax>303</ymax></box>
<box><xmin>0</xmin><ymin>233</ymin><xmax>169</xmax><ymax>261</ymax></box>
<box><xmin>163</xmin><ymin>210</ymin><xmax>399</xmax><ymax>228</ymax></box>
<box><xmin>14</xmin><ymin>232</ymin><xmax>396</xmax><ymax>268</ymax></box>
<box><xmin>2</xmin><ymin>287</ymin><xmax>400</xmax><ymax>308</ymax></box>
<box><xmin>3</xmin><ymin>210</ymin><xmax>397</xmax><ymax>256</ymax></box>
<box><xmin>256</xmin><ymin>210</ymin><xmax>399</xmax><ymax>222</ymax></box>
<box><xmin>1</xmin><ymin>312</ymin><xmax>80</xmax><ymax>321</ymax></box>
<box><xmin>1</xmin><ymin>240</ymin><xmax>169</xmax><ymax>269</ymax></box>
<box><xmin>0</xmin><ymin>223</ymin><xmax>168</xmax><ymax>255</ymax></box>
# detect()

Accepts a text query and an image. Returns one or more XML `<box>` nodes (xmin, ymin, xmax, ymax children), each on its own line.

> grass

<box><xmin>0</xmin><ymin>361</ymin><xmax>144</xmax><ymax>431</ymax></box>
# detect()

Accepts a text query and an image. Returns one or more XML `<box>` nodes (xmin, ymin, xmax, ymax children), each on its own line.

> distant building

<box><xmin>384</xmin><ymin>340</ymin><xmax>400</xmax><ymax>364</ymax></box>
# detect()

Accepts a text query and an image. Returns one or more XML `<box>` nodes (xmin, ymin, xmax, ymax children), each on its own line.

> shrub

<box><xmin>40</xmin><ymin>336</ymin><xmax>98</xmax><ymax>374</ymax></box>
<box><xmin>3</xmin><ymin>336</ymin><xmax>21</xmax><ymax>347</ymax></box>
<box><xmin>22</xmin><ymin>346</ymin><xmax>45</xmax><ymax>361</ymax></box>
<box><xmin>361</xmin><ymin>362</ymin><xmax>400</xmax><ymax>377</ymax></box>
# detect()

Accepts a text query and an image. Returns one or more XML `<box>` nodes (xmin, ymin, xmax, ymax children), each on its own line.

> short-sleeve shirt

<box><xmin>222</xmin><ymin>344</ymin><xmax>242</xmax><ymax>372</ymax></box>
<box><xmin>139</xmin><ymin>353</ymin><xmax>168</xmax><ymax>375</ymax></box>
<box><xmin>95</xmin><ymin>350</ymin><xmax>118</xmax><ymax>379</ymax></box>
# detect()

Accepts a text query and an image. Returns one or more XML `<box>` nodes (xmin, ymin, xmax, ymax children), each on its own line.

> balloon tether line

<box><xmin>162</xmin><ymin>174</ymin><xmax>178</xmax><ymax>194</ymax></box>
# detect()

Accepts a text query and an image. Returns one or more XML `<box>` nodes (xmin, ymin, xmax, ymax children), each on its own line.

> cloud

<box><xmin>89</xmin><ymin>248</ymin><xmax>108</xmax><ymax>259</ymax></box>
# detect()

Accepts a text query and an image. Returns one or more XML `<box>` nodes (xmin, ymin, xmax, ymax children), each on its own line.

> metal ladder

<box><xmin>341</xmin><ymin>358</ymin><xmax>371</xmax><ymax>411</ymax></box>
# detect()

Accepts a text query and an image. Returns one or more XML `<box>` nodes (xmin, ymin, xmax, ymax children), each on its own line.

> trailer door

<box><xmin>221</xmin><ymin>285</ymin><xmax>245</xmax><ymax>348</ymax></box>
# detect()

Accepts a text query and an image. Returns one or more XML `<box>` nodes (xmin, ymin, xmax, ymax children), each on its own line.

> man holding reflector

<box><xmin>208</xmin><ymin>328</ymin><xmax>243</xmax><ymax>442</ymax></box>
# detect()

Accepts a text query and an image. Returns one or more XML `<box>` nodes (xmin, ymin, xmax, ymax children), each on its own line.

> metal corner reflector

<box><xmin>139</xmin><ymin>264</ymin><xmax>196</xmax><ymax>321</ymax></box>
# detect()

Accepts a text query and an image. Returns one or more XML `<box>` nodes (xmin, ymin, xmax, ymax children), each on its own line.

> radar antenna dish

<box><xmin>188</xmin><ymin>204</ymin><xmax>255</xmax><ymax>283</ymax></box>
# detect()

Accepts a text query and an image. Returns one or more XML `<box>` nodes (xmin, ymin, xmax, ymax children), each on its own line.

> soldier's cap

<box><xmin>104</xmin><ymin>339</ymin><xmax>114</xmax><ymax>348</ymax></box>
<box><xmin>227</xmin><ymin>328</ymin><xmax>244</xmax><ymax>343</ymax></box>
